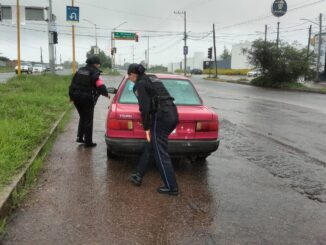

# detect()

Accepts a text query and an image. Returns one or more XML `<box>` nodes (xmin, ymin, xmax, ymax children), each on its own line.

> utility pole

<box><xmin>71</xmin><ymin>0</ymin><xmax>76</xmax><ymax>74</ymax></box>
<box><xmin>47</xmin><ymin>0</ymin><xmax>55</xmax><ymax>73</ymax></box>
<box><xmin>40</xmin><ymin>47</ymin><xmax>43</xmax><ymax>64</ymax></box>
<box><xmin>16</xmin><ymin>0</ymin><xmax>21</xmax><ymax>78</ymax></box>
<box><xmin>213</xmin><ymin>23</ymin><xmax>218</xmax><ymax>78</ymax></box>
<box><xmin>147</xmin><ymin>36</ymin><xmax>150</xmax><ymax>69</ymax></box>
<box><xmin>60</xmin><ymin>53</ymin><xmax>62</xmax><ymax>65</ymax></box>
<box><xmin>132</xmin><ymin>45</ymin><xmax>135</xmax><ymax>63</ymax></box>
<box><xmin>174</xmin><ymin>11</ymin><xmax>187</xmax><ymax>76</ymax></box>
<box><xmin>276</xmin><ymin>20</ymin><xmax>280</xmax><ymax>48</ymax></box>
<box><xmin>265</xmin><ymin>24</ymin><xmax>268</xmax><ymax>42</ymax></box>
<box><xmin>316</xmin><ymin>13</ymin><xmax>322</xmax><ymax>82</ymax></box>
<box><xmin>307</xmin><ymin>25</ymin><xmax>312</xmax><ymax>59</ymax></box>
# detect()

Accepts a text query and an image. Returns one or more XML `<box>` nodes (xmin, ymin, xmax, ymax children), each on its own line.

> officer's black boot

<box><xmin>130</xmin><ymin>172</ymin><xmax>142</xmax><ymax>186</ymax></box>
<box><xmin>157</xmin><ymin>186</ymin><xmax>179</xmax><ymax>196</ymax></box>
<box><xmin>76</xmin><ymin>137</ymin><xmax>85</xmax><ymax>143</ymax></box>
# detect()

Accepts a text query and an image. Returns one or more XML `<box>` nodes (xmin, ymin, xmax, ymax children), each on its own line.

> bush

<box><xmin>244</xmin><ymin>40</ymin><xmax>314</xmax><ymax>87</ymax></box>
<box><xmin>251</xmin><ymin>76</ymin><xmax>305</xmax><ymax>89</ymax></box>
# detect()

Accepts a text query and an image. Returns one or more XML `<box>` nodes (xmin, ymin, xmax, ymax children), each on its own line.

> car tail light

<box><xmin>196</xmin><ymin>121</ymin><xmax>218</xmax><ymax>132</ymax></box>
<box><xmin>108</xmin><ymin>119</ymin><xmax>133</xmax><ymax>130</ymax></box>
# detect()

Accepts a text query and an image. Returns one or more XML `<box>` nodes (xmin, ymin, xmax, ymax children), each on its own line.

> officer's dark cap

<box><xmin>128</xmin><ymin>63</ymin><xmax>146</xmax><ymax>75</ymax></box>
<box><xmin>86</xmin><ymin>56</ymin><xmax>101</xmax><ymax>65</ymax></box>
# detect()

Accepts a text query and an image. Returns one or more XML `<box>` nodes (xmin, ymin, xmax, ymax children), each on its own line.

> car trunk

<box><xmin>108</xmin><ymin>103</ymin><xmax>216</xmax><ymax>140</ymax></box>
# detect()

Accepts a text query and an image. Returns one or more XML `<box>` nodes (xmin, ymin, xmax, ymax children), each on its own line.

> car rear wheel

<box><xmin>196</xmin><ymin>155</ymin><xmax>210</xmax><ymax>163</ymax></box>
<box><xmin>107</xmin><ymin>148</ymin><xmax>118</xmax><ymax>159</ymax></box>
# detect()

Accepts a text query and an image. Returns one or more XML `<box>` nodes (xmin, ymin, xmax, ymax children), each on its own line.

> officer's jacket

<box><xmin>133</xmin><ymin>74</ymin><xmax>174</xmax><ymax>130</ymax></box>
<box><xmin>69</xmin><ymin>65</ymin><xmax>108</xmax><ymax>98</ymax></box>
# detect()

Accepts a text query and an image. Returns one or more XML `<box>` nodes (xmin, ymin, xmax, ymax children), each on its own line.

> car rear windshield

<box><xmin>119</xmin><ymin>79</ymin><xmax>202</xmax><ymax>105</ymax></box>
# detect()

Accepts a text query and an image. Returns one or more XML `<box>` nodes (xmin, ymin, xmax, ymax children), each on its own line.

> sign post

<box><xmin>271</xmin><ymin>0</ymin><xmax>287</xmax><ymax>48</ymax></box>
<box><xmin>66</xmin><ymin>4</ymin><xmax>79</xmax><ymax>74</ymax></box>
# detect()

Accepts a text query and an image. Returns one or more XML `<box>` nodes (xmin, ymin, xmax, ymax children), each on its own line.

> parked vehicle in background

<box><xmin>15</xmin><ymin>63</ymin><xmax>33</xmax><ymax>74</ymax></box>
<box><xmin>55</xmin><ymin>65</ymin><xmax>64</xmax><ymax>71</ymax></box>
<box><xmin>32</xmin><ymin>64</ymin><xmax>45</xmax><ymax>73</ymax></box>
<box><xmin>247</xmin><ymin>68</ymin><xmax>262</xmax><ymax>77</ymax></box>
<box><xmin>43</xmin><ymin>65</ymin><xmax>50</xmax><ymax>72</ymax></box>
<box><xmin>105</xmin><ymin>74</ymin><xmax>220</xmax><ymax>162</ymax></box>
<box><xmin>191</xmin><ymin>69</ymin><xmax>203</xmax><ymax>75</ymax></box>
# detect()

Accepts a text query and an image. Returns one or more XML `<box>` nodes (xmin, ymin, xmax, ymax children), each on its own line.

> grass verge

<box><xmin>0</xmin><ymin>74</ymin><xmax>71</xmax><ymax>190</ymax></box>
<box><xmin>102</xmin><ymin>69</ymin><xmax>121</xmax><ymax>76</ymax></box>
<box><xmin>0</xmin><ymin>110</ymin><xmax>72</xmax><ymax>238</ymax></box>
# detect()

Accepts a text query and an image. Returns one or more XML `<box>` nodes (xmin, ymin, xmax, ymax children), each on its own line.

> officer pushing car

<box><xmin>69</xmin><ymin>56</ymin><xmax>109</xmax><ymax>147</ymax></box>
<box><xmin>128</xmin><ymin>63</ymin><xmax>179</xmax><ymax>196</ymax></box>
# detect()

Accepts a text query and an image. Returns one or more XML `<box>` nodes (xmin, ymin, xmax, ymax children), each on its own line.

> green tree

<box><xmin>220</xmin><ymin>46</ymin><xmax>231</xmax><ymax>60</ymax></box>
<box><xmin>86</xmin><ymin>46</ymin><xmax>112</xmax><ymax>68</ymax></box>
<box><xmin>244</xmin><ymin>40</ymin><xmax>314</xmax><ymax>87</ymax></box>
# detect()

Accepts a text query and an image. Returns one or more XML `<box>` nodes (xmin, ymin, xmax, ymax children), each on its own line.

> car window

<box><xmin>119</xmin><ymin>79</ymin><xmax>202</xmax><ymax>105</ymax></box>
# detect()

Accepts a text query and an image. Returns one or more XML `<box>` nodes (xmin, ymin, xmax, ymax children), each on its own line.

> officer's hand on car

<box><xmin>145</xmin><ymin>130</ymin><xmax>151</xmax><ymax>142</ymax></box>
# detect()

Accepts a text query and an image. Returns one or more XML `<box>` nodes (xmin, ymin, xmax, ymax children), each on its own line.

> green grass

<box><xmin>0</xmin><ymin>74</ymin><xmax>71</xmax><ymax>190</ymax></box>
<box><xmin>102</xmin><ymin>69</ymin><xmax>121</xmax><ymax>76</ymax></box>
<box><xmin>0</xmin><ymin>67</ymin><xmax>14</xmax><ymax>73</ymax></box>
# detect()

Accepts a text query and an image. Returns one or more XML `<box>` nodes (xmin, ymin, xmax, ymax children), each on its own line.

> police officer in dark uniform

<box><xmin>69</xmin><ymin>56</ymin><xmax>109</xmax><ymax>147</ymax></box>
<box><xmin>128</xmin><ymin>63</ymin><xmax>179</xmax><ymax>195</ymax></box>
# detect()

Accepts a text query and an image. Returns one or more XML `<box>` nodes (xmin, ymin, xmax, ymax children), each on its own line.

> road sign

<box><xmin>184</xmin><ymin>46</ymin><xmax>188</xmax><ymax>55</ymax></box>
<box><xmin>271</xmin><ymin>0</ymin><xmax>287</xmax><ymax>17</ymax></box>
<box><xmin>66</xmin><ymin>6</ymin><xmax>79</xmax><ymax>22</ymax></box>
<box><xmin>114</xmin><ymin>32</ymin><xmax>136</xmax><ymax>40</ymax></box>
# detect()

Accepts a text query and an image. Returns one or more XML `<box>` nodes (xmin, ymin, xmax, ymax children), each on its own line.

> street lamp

<box><xmin>111</xmin><ymin>21</ymin><xmax>127</xmax><ymax>70</ymax></box>
<box><xmin>83</xmin><ymin>19</ymin><xmax>98</xmax><ymax>54</ymax></box>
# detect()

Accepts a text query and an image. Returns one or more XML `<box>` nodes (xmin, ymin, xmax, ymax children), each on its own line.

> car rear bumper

<box><xmin>105</xmin><ymin>136</ymin><xmax>220</xmax><ymax>156</ymax></box>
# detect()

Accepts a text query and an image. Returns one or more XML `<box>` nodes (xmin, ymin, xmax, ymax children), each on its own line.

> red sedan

<box><xmin>105</xmin><ymin>74</ymin><xmax>220</xmax><ymax>161</ymax></box>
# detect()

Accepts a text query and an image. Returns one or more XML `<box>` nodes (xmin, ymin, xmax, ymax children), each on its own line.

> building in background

<box><xmin>168</xmin><ymin>52</ymin><xmax>205</xmax><ymax>72</ymax></box>
<box><xmin>231</xmin><ymin>42</ymin><xmax>253</xmax><ymax>69</ymax></box>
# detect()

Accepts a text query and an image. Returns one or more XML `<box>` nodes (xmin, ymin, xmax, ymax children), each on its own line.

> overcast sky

<box><xmin>0</xmin><ymin>0</ymin><xmax>325</xmax><ymax>66</ymax></box>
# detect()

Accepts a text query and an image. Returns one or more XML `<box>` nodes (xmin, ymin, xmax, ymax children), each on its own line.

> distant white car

<box><xmin>55</xmin><ymin>66</ymin><xmax>64</xmax><ymax>71</ymax></box>
<box><xmin>247</xmin><ymin>69</ymin><xmax>262</xmax><ymax>77</ymax></box>
<box><xmin>33</xmin><ymin>65</ymin><xmax>45</xmax><ymax>73</ymax></box>
<box><xmin>15</xmin><ymin>63</ymin><xmax>33</xmax><ymax>74</ymax></box>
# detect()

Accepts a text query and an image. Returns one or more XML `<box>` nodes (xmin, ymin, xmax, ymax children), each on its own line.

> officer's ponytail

<box><xmin>137</xmin><ymin>64</ymin><xmax>145</xmax><ymax>75</ymax></box>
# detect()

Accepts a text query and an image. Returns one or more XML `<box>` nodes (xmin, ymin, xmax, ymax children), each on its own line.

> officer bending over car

<box><xmin>128</xmin><ymin>64</ymin><xmax>179</xmax><ymax>196</ymax></box>
<box><xmin>69</xmin><ymin>56</ymin><xmax>109</xmax><ymax>147</ymax></box>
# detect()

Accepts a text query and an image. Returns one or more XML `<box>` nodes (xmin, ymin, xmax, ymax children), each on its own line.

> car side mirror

<box><xmin>107</xmin><ymin>87</ymin><xmax>118</xmax><ymax>94</ymax></box>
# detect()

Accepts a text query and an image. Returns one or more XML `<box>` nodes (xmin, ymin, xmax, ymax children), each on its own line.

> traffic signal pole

<box><xmin>213</xmin><ymin>23</ymin><xmax>218</xmax><ymax>78</ymax></box>
<box><xmin>47</xmin><ymin>0</ymin><xmax>55</xmax><ymax>73</ymax></box>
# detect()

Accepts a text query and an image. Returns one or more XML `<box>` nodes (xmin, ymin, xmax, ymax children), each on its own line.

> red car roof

<box><xmin>123</xmin><ymin>73</ymin><xmax>189</xmax><ymax>80</ymax></box>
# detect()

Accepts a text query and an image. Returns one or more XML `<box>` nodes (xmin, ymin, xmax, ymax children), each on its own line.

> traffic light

<box><xmin>111</xmin><ymin>48</ymin><xmax>114</xmax><ymax>56</ymax></box>
<box><xmin>114</xmin><ymin>47</ymin><xmax>117</xmax><ymax>54</ymax></box>
<box><xmin>208</xmin><ymin>47</ymin><xmax>212</xmax><ymax>59</ymax></box>
<box><xmin>53</xmin><ymin>31</ymin><xmax>58</xmax><ymax>44</ymax></box>
<box><xmin>135</xmin><ymin>33</ymin><xmax>139</xmax><ymax>42</ymax></box>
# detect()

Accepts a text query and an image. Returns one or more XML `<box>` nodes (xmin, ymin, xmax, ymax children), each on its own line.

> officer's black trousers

<box><xmin>72</xmin><ymin>93</ymin><xmax>95</xmax><ymax>144</ymax></box>
<box><xmin>151</xmin><ymin>105</ymin><xmax>179</xmax><ymax>190</ymax></box>
<box><xmin>136</xmin><ymin>142</ymin><xmax>153</xmax><ymax>177</ymax></box>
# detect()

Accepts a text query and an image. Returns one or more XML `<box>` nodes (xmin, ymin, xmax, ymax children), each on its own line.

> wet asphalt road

<box><xmin>2</xmin><ymin>75</ymin><xmax>326</xmax><ymax>245</ymax></box>
<box><xmin>0</xmin><ymin>73</ymin><xmax>15</xmax><ymax>84</ymax></box>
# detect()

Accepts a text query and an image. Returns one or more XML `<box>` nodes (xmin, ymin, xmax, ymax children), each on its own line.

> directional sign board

<box><xmin>66</xmin><ymin>6</ymin><xmax>79</xmax><ymax>22</ymax></box>
<box><xmin>114</xmin><ymin>32</ymin><xmax>136</xmax><ymax>40</ymax></box>
<box><xmin>271</xmin><ymin>0</ymin><xmax>287</xmax><ymax>17</ymax></box>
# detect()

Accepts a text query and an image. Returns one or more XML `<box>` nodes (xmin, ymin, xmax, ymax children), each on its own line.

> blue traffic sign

<box><xmin>66</xmin><ymin>6</ymin><xmax>79</xmax><ymax>22</ymax></box>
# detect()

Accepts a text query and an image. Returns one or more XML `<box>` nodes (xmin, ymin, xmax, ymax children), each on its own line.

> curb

<box><xmin>0</xmin><ymin>109</ymin><xmax>70</xmax><ymax>223</ymax></box>
<box><xmin>204</xmin><ymin>78</ymin><xmax>326</xmax><ymax>95</ymax></box>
